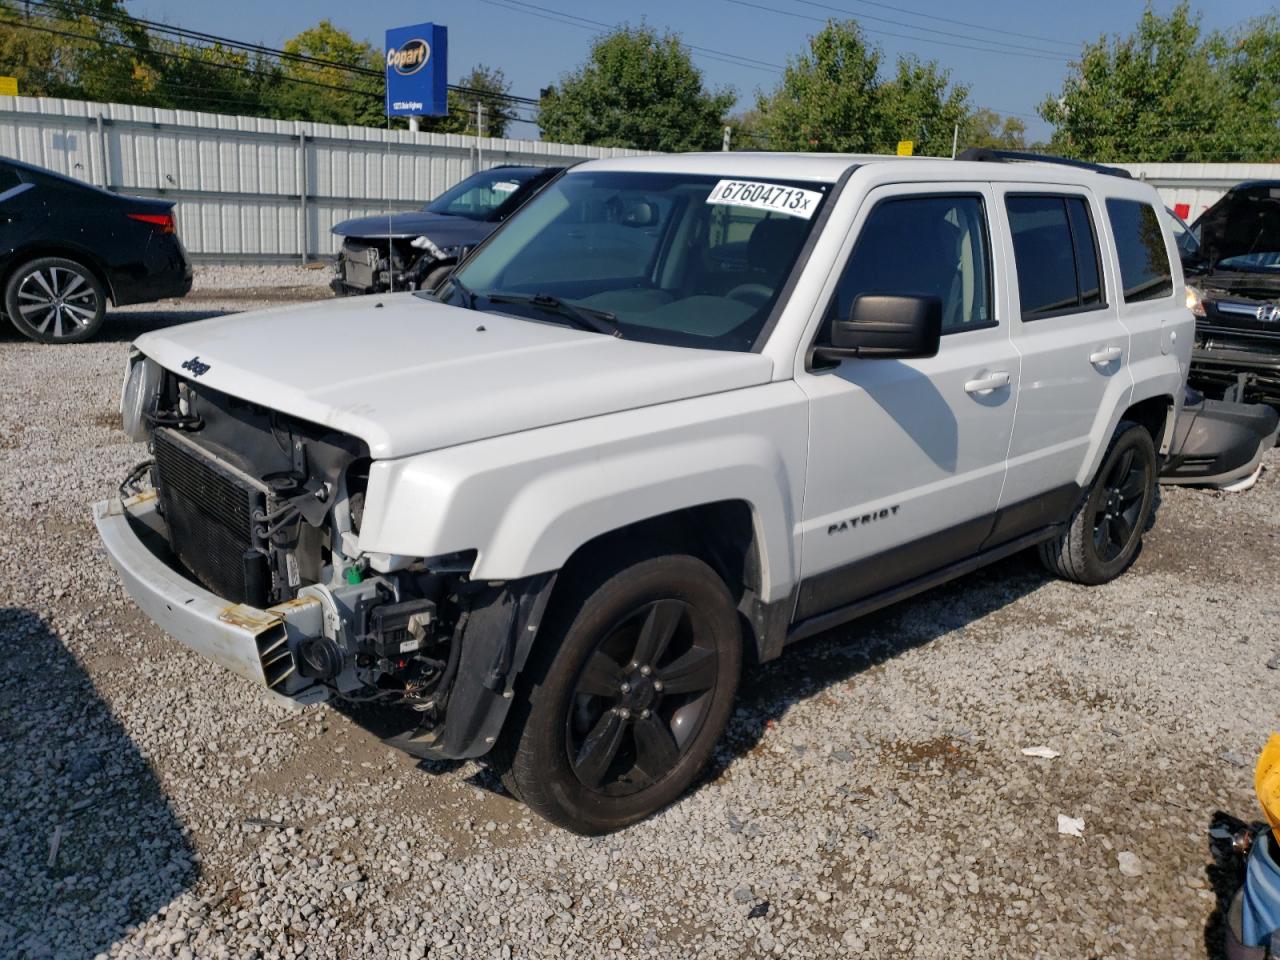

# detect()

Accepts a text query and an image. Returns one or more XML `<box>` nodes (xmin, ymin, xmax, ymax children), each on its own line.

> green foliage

<box><xmin>753</xmin><ymin>20</ymin><xmax>970</xmax><ymax>155</ymax></box>
<box><xmin>537</xmin><ymin>25</ymin><xmax>735</xmax><ymax>151</ymax></box>
<box><xmin>1040</xmin><ymin>3</ymin><xmax>1280</xmax><ymax>162</ymax></box>
<box><xmin>963</xmin><ymin>108</ymin><xmax>1027</xmax><ymax>151</ymax></box>
<box><xmin>423</xmin><ymin>65</ymin><xmax>517</xmax><ymax>138</ymax></box>
<box><xmin>268</xmin><ymin>20</ymin><xmax>384</xmax><ymax>126</ymax></box>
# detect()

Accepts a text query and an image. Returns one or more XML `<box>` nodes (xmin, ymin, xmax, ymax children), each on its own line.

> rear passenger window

<box><xmin>1106</xmin><ymin>198</ymin><xmax>1173</xmax><ymax>302</ymax></box>
<box><xmin>827</xmin><ymin>195</ymin><xmax>993</xmax><ymax>335</ymax></box>
<box><xmin>1006</xmin><ymin>194</ymin><xmax>1106</xmax><ymax>319</ymax></box>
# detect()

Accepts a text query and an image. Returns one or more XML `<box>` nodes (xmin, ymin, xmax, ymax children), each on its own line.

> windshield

<box><xmin>436</xmin><ymin>171</ymin><xmax>829</xmax><ymax>351</ymax></box>
<box><xmin>424</xmin><ymin>168</ymin><xmax>544</xmax><ymax>221</ymax></box>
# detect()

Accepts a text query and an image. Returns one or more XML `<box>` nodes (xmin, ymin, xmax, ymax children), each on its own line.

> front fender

<box><xmin>356</xmin><ymin>383</ymin><xmax>810</xmax><ymax>604</ymax></box>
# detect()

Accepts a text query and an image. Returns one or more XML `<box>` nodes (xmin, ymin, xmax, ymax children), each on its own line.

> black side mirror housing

<box><xmin>813</xmin><ymin>294</ymin><xmax>942</xmax><ymax>363</ymax></box>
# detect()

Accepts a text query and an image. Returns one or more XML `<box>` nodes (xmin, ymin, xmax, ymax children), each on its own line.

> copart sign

<box><xmin>385</xmin><ymin>22</ymin><xmax>448</xmax><ymax>117</ymax></box>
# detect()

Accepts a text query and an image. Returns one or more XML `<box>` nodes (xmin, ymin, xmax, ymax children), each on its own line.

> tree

<box><xmin>538</xmin><ymin>25</ymin><xmax>735</xmax><ymax>151</ymax></box>
<box><xmin>1038</xmin><ymin>3</ymin><xmax>1280</xmax><ymax>162</ymax></box>
<box><xmin>754</xmin><ymin>20</ymin><xmax>970</xmax><ymax>156</ymax></box>
<box><xmin>267</xmin><ymin>20</ymin><xmax>384</xmax><ymax>126</ymax></box>
<box><xmin>963</xmin><ymin>108</ymin><xmax>1027</xmax><ymax>151</ymax></box>
<box><xmin>424</xmin><ymin>65</ymin><xmax>517</xmax><ymax>138</ymax></box>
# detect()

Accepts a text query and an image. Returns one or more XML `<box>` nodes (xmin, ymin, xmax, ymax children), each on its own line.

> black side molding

<box><xmin>787</xmin><ymin>525</ymin><xmax>1061</xmax><ymax>645</ymax></box>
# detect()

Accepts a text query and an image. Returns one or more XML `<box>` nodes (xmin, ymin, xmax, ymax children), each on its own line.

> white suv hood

<box><xmin>135</xmin><ymin>294</ymin><xmax>774</xmax><ymax>459</ymax></box>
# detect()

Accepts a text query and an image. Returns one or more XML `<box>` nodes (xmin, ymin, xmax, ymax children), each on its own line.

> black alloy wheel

<box><xmin>491</xmin><ymin>553</ymin><xmax>741</xmax><ymax>834</ymax></box>
<box><xmin>1090</xmin><ymin>445</ymin><xmax>1149</xmax><ymax>561</ymax></box>
<box><xmin>567</xmin><ymin>598</ymin><xmax>718</xmax><ymax>797</ymax></box>
<box><xmin>1038</xmin><ymin>419</ymin><xmax>1158</xmax><ymax>585</ymax></box>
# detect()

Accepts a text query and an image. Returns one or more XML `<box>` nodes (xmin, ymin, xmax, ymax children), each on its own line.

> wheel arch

<box><xmin>0</xmin><ymin>244</ymin><xmax>118</xmax><ymax>305</ymax></box>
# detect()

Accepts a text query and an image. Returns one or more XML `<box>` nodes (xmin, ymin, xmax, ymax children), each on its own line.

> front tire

<box><xmin>1038</xmin><ymin>420</ymin><xmax>1157</xmax><ymax>584</ymax></box>
<box><xmin>4</xmin><ymin>256</ymin><xmax>107</xmax><ymax>343</ymax></box>
<box><xmin>493</xmin><ymin>554</ymin><xmax>742</xmax><ymax>834</ymax></box>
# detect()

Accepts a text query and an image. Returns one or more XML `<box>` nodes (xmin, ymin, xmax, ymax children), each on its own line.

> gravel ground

<box><xmin>1</xmin><ymin>275</ymin><xmax>1277</xmax><ymax>959</ymax></box>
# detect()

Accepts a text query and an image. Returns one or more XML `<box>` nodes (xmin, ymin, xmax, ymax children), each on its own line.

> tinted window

<box><xmin>1007</xmin><ymin>194</ymin><xmax>1106</xmax><ymax>319</ymax></box>
<box><xmin>1106</xmin><ymin>198</ymin><xmax>1173</xmax><ymax>302</ymax></box>
<box><xmin>826</xmin><ymin>195</ymin><xmax>993</xmax><ymax>335</ymax></box>
<box><xmin>1067</xmin><ymin>198</ymin><xmax>1103</xmax><ymax>306</ymax></box>
<box><xmin>0</xmin><ymin>164</ymin><xmax>22</xmax><ymax>195</ymax></box>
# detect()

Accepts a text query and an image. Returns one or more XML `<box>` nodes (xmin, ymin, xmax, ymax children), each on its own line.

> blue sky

<box><xmin>125</xmin><ymin>0</ymin><xmax>1273</xmax><ymax>142</ymax></box>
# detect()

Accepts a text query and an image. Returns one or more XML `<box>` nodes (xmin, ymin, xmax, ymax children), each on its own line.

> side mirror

<box><xmin>813</xmin><ymin>294</ymin><xmax>942</xmax><ymax>363</ymax></box>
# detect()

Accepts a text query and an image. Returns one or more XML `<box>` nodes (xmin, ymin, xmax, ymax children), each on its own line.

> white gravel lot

<box><xmin>1</xmin><ymin>268</ymin><xmax>1277</xmax><ymax>959</ymax></box>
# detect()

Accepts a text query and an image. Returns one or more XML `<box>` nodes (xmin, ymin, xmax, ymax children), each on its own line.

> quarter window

<box><xmin>826</xmin><ymin>195</ymin><xmax>993</xmax><ymax>336</ymax></box>
<box><xmin>1106</xmin><ymin>198</ymin><xmax>1174</xmax><ymax>302</ymax></box>
<box><xmin>1006</xmin><ymin>194</ymin><xmax>1106</xmax><ymax>319</ymax></box>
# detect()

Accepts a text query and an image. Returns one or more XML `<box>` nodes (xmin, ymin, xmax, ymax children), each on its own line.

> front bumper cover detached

<box><xmin>93</xmin><ymin>490</ymin><xmax>557</xmax><ymax>760</ymax></box>
<box><xmin>92</xmin><ymin>492</ymin><xmax>328</xmax><ymax>704</ymax></box>
<box><xmin>1160</xmin><ymin>396</ymin><xmax>1279</xmax><ymax>488</ymax></box>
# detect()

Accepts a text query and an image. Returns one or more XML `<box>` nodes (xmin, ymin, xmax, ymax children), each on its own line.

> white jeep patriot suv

<box><xmin>95</xmin><ymin>150</ymin><xmax>1192</xmax><ymax>833</ymax></box>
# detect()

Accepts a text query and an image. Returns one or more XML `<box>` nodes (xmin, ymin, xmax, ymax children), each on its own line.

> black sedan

<box><xmin>330</xmin><ymin>164</ymin><xmax>561</xmax><ymax>296</ymax></box>
<box><xmin>0</xmin><ymin>156</ymin><xmax>192</xmax><ymax>343</ymax></box>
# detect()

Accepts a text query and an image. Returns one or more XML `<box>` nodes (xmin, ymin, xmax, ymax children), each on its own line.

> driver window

<box><xmin>826</xmin><ymin>194</ymin><xmax>994</xmax><ymax>336</ymax></box>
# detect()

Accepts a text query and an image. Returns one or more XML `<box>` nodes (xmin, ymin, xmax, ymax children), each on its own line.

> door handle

<box><xmin>964</xmin><ymin>371</ymin><xmax>1011</xmax><ymax>395</ymax></box>
<box><xmin>1089</xmin><ymin>345</ymin><xmax>1123</xmax><ymax>365</ymax></box>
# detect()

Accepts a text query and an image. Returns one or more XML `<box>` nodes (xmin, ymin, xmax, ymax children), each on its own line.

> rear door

<box><xmin>794</xmin><ymin>184</ymin><xmax>1019</xmax><ymax>620</ymax></box>
<box><xmin>987</xmin><ymin>186</ymin><xmax>1133</xmax><ymax>544</ymax></box>
<box><xmin>0</xmin><ymin>163</ymin><xmax>34</xmax><ymax>260</ymax></box>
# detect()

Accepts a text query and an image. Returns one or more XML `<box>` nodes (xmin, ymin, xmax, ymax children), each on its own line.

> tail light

<box><xmin>127</xmin><ymin>212</ymin><xmax>175</xmax><ymax>234</ymax></box>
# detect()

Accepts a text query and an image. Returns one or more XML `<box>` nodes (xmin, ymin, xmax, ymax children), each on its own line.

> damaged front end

<box><xmin>96</xmin><ymin>354</ymin><xmax>553</xmax><ymax>759</ymax></box>
<box><xmin>332</xmin><ymin>236</ymin><xmax>468</xmax><ymax>297</ymax></box>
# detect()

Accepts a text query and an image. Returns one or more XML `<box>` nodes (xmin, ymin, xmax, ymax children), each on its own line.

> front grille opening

<box><xmin>153</xmin><ymin>428</ymin><xmax>271</xmax><ymax>606</ymax></box>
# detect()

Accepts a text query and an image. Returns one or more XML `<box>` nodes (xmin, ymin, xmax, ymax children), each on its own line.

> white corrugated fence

<box><xmin>0</xmin><ymin>96</ymin><xmax>657</xmax><ymax>261</ymax></box>
<box><xmin>2</xmin><ymin>96</ymin><xmax>1278</xmax><ymax>260</ymax></box>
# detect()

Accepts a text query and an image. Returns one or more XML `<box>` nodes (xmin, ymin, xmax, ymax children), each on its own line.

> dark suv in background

<box><xmin>0</xmin><ymin>157</ymin><xmax>192</xmax><ymax>343</ymax></box>
<box><xmin>1181</xmin><ymin>181</ymin><xmax>1280</xmax><ymax>410</ymax></box>
<box><xmin>330</xmin><ymin>165</ymin><xmax>561</xmax><ymax>296</ymax></box>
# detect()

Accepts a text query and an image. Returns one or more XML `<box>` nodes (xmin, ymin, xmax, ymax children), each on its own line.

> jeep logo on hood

<box><xmin>387</xmin><ymin>38</ymin><xmax>429</xmax><ymax>76</ymax></box>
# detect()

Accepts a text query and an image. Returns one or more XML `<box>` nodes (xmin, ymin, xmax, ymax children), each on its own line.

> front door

<box><xmin>794</xmin><ymin>184</ymin><xmax>1019</xmax><ymax>621</ymax></box>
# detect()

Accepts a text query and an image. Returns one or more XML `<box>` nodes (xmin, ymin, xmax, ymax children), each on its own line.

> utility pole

<box><xmin>951</xmin><ymin>123</ymin><xmax>959</xmax><ymax>159</ymax></box>
<box><xmin>722</xmin><ymin>126</ymin><xmax>731</xmax><ymax>152</ymax></box>
<box><xmin>476</xmin><ymin>102</ymin><xmax>486</xmax><ymax>173</ymax></box>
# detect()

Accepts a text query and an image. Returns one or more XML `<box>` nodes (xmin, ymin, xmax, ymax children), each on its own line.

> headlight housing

<box><xmin>1185</xmin><ymin>284</ymin><xmax>1207</xmax><ymax>317</ymax></box>
<box><xmin>410</xmin><ymin>234</ymin><xmax>445</xmax><ymax>259</ymax></box>
<box><xmin>120</xmin><ymin>352</ymin><xmax>162</xmax><ymax>442</ymax></box>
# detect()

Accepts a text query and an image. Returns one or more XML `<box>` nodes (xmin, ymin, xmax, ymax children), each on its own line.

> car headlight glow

<box><xmin>1185</xmin><ymin>284</ymin><xmax>1206</xmax><ymax>317</ymax></box>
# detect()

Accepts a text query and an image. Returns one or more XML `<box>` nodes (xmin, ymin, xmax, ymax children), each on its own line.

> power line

<box><xmin>476</xmin><ymin>0</ymin><xmax>787</xmax><ymax>74</ymax></box>
<box><xmin>789</xmin><ymin>0</ymin><xmax>1076</xmax><ymax>57</ymax></box>
<box><xmin>723</xmin><ymin>0</ymin><xmax>1069</xmax><ymax>62</ymax></box>
<box><xmin>20</xmin><ymin>0</ymin><xmax>543</xmax><ymax>108</ymax></box>
<box><xmin>793</xmin><ymin>0</ymin><xmax>1081</xmax><ymax>49</ymax></box>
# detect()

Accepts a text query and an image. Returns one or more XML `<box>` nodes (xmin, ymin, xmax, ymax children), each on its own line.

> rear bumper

<box><xmin>92</xmin><ymin>492</ymin><xmax>327</xmax><ymax>702</ymax></box>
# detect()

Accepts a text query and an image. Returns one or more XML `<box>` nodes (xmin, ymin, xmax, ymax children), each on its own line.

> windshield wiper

<box><xmin>486</xmin><ymin>292</ymin><xmax>621</xmax><ymax>337</ymax></box>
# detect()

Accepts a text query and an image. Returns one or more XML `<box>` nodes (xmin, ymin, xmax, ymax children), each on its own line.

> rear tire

<box><xmin>491</xmin><ymin>554</ymin><xmax>742</xmax><ymax>834</ymax></box>
<box><xmin>4</xmin><ymin>256</ymin><xmax>107</xmax><ymax>343</ymax></box>
<box><xmin>1038</xmin><ymin>420</ymin><xmax>1157</xmax><ymax>584</ymax></box>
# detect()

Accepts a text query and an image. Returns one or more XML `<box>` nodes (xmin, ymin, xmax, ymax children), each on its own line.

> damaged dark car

<box><xmin>1181</xmin><ymin>181</ymin><xmax>1280</xmax><ymax>411</ymax></box>
<box><xmin>330</xmin><ymin>165</ymin><xmax>561</xmax><ymax>296</ymax></box>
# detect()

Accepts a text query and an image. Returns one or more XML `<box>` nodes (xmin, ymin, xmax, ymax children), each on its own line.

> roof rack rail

<box><xmin>955</xmin><ymin>147</ymin><xmax>1132</xmax><ymax>180</ymax></box>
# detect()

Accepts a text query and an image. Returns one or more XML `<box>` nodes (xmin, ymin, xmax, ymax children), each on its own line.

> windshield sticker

<box><xmin>706</xmin><ymin>179</ymin><xmax>823</xmax><ymax>219</ymax></box>
<box><xmin>492</xmin><ymin>181</ymin><xmax>520</xmax><ymax>194</ymax></box>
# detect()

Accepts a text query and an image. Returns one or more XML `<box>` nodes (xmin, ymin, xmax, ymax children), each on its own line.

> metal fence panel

<box><xmin>1117</xmin><ymin>162</ymin><xmax>1280</xmax><ymax>221</ymax></box>
<box><xmin>0</xmin><ymin>95</ymin><xmax>657</xmax><ymax>261</ymax></box>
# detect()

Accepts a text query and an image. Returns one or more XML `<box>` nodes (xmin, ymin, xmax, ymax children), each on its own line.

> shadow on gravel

<box><xmin>0</xmin><ymin>607</ymin><xmax>195</xmax><ymax>959</ymax></box>
<box><xmin>706</xmin><ymin>552</ymin><xmax>1052</xmax><ymax>782</ymax></box>
<box><xmin>1203</xmin><ymin>810</ymin><xmax>1258</xmax><ymax>960</ymax></box>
